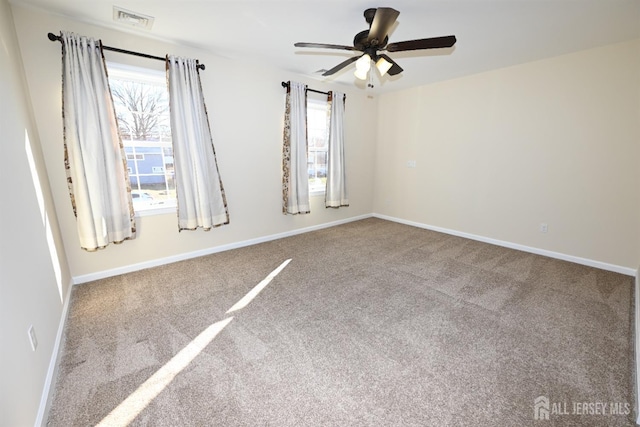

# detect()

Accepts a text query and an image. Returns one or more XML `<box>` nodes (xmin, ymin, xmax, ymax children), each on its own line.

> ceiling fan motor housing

<box><xmin>354</xmin><ymin>30</ymin><xmax>388</xmax><ymax>51</ymax></box>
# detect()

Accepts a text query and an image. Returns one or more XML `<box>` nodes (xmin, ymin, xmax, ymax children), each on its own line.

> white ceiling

<box><xmin>11</xmin><ymin>0</ymin><xmax>640</xmax><ymax>93</ymax></box>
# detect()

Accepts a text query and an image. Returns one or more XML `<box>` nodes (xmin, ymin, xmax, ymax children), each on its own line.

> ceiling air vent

<box><xmin>113</xmin><ymin>6</ymin><xmax>154</xmax><ymax>30</ymax></box>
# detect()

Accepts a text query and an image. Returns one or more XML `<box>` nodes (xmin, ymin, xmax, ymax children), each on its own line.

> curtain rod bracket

<box><xmin>47</xmin><ymin>32</ymin><xmax>205</xmax><ymax>70</ymax></box>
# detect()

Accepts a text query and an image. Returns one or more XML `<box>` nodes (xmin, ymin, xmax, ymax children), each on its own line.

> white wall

<box><xmin>11</xmin><ymin>5</ymin><xmax>377</xmax><ymax>281</ymax></box>
<box><xmin>374</xmin><ymin>40</ymin><xmax>640</xmax><ymax>270</ymax></box>
<box><xmin>0</xmin><ymin>0</ymin><xmax>72</xmax><ymax>425</ymax></box>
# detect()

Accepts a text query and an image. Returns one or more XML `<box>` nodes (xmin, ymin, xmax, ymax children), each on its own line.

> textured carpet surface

<box><xmin>47</xmin><ymin>218</ymin><xmax>635</xmax><ymax>426</ymax></box>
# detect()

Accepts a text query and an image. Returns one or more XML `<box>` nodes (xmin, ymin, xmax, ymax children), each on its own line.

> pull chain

<box><xmin>367</xmin><ymin>69</ymin><xmax>374</xmax><ymax>89</ymax></box>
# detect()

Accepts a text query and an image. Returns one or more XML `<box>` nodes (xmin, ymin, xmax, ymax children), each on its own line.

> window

<box><xmin>108</xmin><ymin>63</ymin><xmax>176</xmax><ymax>213</ymax></box>
<box><xmin>307</xmin><ymin>96</ymin><xmax>329</xmax><ymax>194</ymax></box>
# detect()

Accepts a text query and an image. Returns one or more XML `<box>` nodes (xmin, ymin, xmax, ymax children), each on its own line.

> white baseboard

<box><xmin>372</xmin><ymin>213</ymin><xmax>636</xmax><ymax>277</ymax></box>
<box><xmin>73</xmin><ymin>214</ymin><xmax>373</xmax><ymax>284</ymax></box>
<box><xmin>75</xmin><ymin>212</ymin><xmax>635</xmax><ymax>283</ymax></box>
<box><xmin>34</xmin><ymin>279</ymin><xmax>73</xmax><ymax>427</ymax></box>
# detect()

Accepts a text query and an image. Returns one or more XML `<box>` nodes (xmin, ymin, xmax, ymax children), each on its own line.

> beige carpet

<box><xmin>47</xmin><ymin>218</ymin><xmax>635</xmax><ymax>426</ymax></box>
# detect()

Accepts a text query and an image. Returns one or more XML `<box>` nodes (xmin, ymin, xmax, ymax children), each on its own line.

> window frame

<box><xmin>107</xmin><ymin>61</ymin><xmax>177</xmax><ymax>217</ymax></box>
<box><xmin>306</xmin><ymin>94</ymin><xmax>329</xmax><ymax>196</ymax></box>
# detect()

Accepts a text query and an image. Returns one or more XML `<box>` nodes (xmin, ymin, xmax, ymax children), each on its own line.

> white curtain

<box><xmin>325</xmin><ymin>91</ymin><xmax>349</xmax><ymax>208</ymax></box>
<box><xmin>61</xmin><ymin>31</ymin><xmax>135</xmax><ymax>251</ymax></box>
<box><xmin>166</xmin><ymin>55</ymin><xmax>229</xmax><ymax>231</ymax></box>
<box><xmin>282</xmin><ymin>81</ymin><xmax>310</xmax><ymax>214</ymax></box>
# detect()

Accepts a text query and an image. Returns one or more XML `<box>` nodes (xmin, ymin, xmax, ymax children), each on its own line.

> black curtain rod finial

<box><xmin>47</xmin><ymin>32</ymin><xmax>60</xmax><ymax>42</ymax></box>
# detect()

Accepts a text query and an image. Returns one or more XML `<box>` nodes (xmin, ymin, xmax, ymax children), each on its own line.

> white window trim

<box><xmin>134</xmin><ymin>206</ymin><xmax>177</xmax><ymax>217</ymax></box>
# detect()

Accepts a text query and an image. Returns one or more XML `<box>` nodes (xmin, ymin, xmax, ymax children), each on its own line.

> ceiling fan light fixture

<box><xmin>376</xmin><ymin>57</ymin><xmax>393</xmax><ymax>76</ymax></box>
<box><xmin>354</xmin><ymin>54</ymin><xmax>371</xmax><ymax>80</ymax></box>
<box><xmin>355</xmin><ymin>54</ymin><xmax>371</xmax><ymax>72</ymax></box>
<box><xmin>354</xmin><ymin>68</ymin><xmax>368</xmax><ymax>80</ymax></box>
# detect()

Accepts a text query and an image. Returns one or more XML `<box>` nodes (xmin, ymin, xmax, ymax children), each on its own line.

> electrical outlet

<box><xmin>28</xmin><ymin>325</ymin><xmax>38</xmax><ymax>351</ymax></box>
<box><xmin>406</xmin><ymin>160</ymin><xmax>417</xmax><ymax>168</ymax></box>
<box><xmin>539</xmin><ymin>223</ymin><xmax>548</xmax><ymax>233</ymax></box>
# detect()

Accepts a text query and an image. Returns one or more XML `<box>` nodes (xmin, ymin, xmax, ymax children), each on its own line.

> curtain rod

<box><xmin>47</xmin><ymin>32</ymin><xmax>205</xmax><ymax>70</ymax></box>
<box><xmin>281</xmin><ymin>82</ymin><xmax>346</xmax><ymax>102</ymax></box>
<box><xmin>281</xmin><ymin>81</ymin><xmax>328</xmax><ymax>96</ymax></box>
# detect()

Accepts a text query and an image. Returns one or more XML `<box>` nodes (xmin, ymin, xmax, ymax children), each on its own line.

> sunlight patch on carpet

<box><xmin>226</xmin><ymin>259</ymin><xmax>292</xmax><ymax>314</ymax></box>
<box><xmin>96</xmin><ymin>317</ymin><xmax>234</xmax><ymax>427</ymax></box>
<box><xmin>96</xmin><ymin>259</ymin><xmax>290</xmax><ymax>425</ymax></box>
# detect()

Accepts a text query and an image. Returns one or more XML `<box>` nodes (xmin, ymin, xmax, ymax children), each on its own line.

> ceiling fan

<box><xmin>294</xmin><ymin>7</ymin><xmax>456</xmax><ymax>81</ymax></box>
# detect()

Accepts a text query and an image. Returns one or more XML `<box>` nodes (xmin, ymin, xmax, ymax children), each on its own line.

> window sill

<box><xmin>310</xmin><ymin>190</ymin><xmax>326</xmax><ymax>198</ymax></box>
<box><xmin>135</xmin><ymin>206</ymin><xmax>177</xmax><ymax>217</ymax></box>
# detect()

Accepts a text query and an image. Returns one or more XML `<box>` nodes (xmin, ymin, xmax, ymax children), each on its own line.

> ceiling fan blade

<box><xmin>295</xmin><ymin>42</ymin><xmax>358</xmax><ymax>51</ymax></box>
<box><xmin>378</xmin><ymin>54</ymin><xmax>403</xmax><ymax>76</ymax></box>
<box><xmin>386</xmin><ymin>35</ymin><xmax>457</xmax><ymax>52</ymax></box>
<box><xmin>322</xmin><ymin>55</ymin><xmax>361</xmax><ymax>76</ymax></box>
<box><xmin>366</xmin><ymin>7</ymin><xmax>399</xmax><ymax>46</ymax></box>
